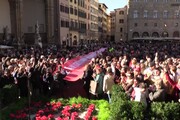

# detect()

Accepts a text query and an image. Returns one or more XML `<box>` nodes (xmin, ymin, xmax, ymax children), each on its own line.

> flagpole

<box><xmin>27</xmin><ymin>75</ymin><xmax>31</xmax><ymax>120</ymax></box>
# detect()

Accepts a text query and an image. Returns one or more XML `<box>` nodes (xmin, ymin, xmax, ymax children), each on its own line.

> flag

<box><xmin>109</xmin><ymin>47</ymin><xmax>114</xmax><ymax>52</ymax></box>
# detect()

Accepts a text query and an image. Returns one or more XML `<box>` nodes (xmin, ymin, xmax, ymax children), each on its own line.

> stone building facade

<box><xmin>59</xmin><ymin>0</ymin><xmax>70</xmax><ymax>46</ymax></box>
<box><xmin>78</xmin><ymin>0</ymin><xmax>88</xmax><ymax>45</ymax></box>
<box><xmin>69</xmin><ymin>0</ymin><xmax>79</xmax><ymax>46</ymax></box>
<box><xmin>110</xmin><ymin>11</ymin><xmax>115</xmax><ymax>42</ymax></box>
<box><xmin>107</xmin><ymin>14</ymin><xmax>111</xmax><ymax>42</ymax></box>
<box><xmin>0</xmin><ymin>0</ymin><xmax>58</xmax><ymax>46</ymax></box>
<box><xmin>89</xmin><ymin>0</ymin><xmax>99</xmax><ymax>42</ymax></box>
<box><xmin>98</xmin><ymin>3</ymin><xmax>108</xmax><ymax>43</ymax></box>
<box><xmin>68</xmin><ymin>0</ymin><xmax>88</xmax><ymax>46</ymax></box>
<box><xmin>114</xmin><ymin>6</ymin><xmax>128</xmax><ymax>42</ymax></box>
<box><xmin>128</xmin><ymin>0</ymin><xmax>180</xmax><ymax>41</ymax></box>
<box><xmin>0</xmin><ymin>0</ymin><xmax>110</xmax><ymax>46</ymax></box>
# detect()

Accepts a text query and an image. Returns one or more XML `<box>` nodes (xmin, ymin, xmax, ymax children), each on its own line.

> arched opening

<box><xmin>66</xmin><ymin>39</ymin><xmax>69</xmax><ymax>46</ymax></box>
<box><xmin>0</xmin><ymin>0</ymin><xmax>11</xmax><ymax>43</ymax></box>
<box><xmin>173</xmin><ymin>31</ymin><xmax>179</xmax><ymax>37</ymax></box>
<box><xmin>142</xmin><ymin>32</ymin><xmax>149</xmax><ymax>37</ymax></box>
<box><xmin>62</xmin><ymin>36</ymin><xmax>66</xmax><ymax>46</ymax></box>
<box><xmin>152</xmin><ymin>32</ymin><xmax>159</xmax><ymax>37</ymax></box>
<box><xmin>69</xmin><ymin>37</ymin><xmax>72</xmax><ymax>46</ymax></box>
<box><xmin>162</xmin><ymin>31</ymin><xmax>169</xmax><ymax>37</ymax></box>
<box><xmin>69</xmin><ymin>33</ymin><xmax>72</xmax><ymax>46</ymax></box>
<box><xmin>66</xmin><ymin>34</ymin><xmax>69</xmax><ymax>46</ymax></box>
<box><xmin>73</xmin><ymin>36</ymin><xmax>77</xmax><ymax>45</ymax></box>
<box><xmin>22</xmin><ymin>0</ymin><xmax>46</xmax><ymax>44</ymax></box>
<box><xmin>132</xmin><ymin>32</ymin><xmax>140</xmax><ymax>38</ymax></box>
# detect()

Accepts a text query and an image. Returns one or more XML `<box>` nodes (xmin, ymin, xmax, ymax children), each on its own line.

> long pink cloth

<box><xmin>63</xmin><ymin>48</ymin><xmax>106</xmax><ymax>81</ymax></box>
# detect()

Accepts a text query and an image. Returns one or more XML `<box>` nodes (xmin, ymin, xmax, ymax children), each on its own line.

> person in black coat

<box><xmin>42</xmin><ymin>67</ymin><xmax>54</xmax><ymax>96</ymax></box>
<box><xmin>15</xmin><ymin>67</ymin><xmax>28</xmax><ymax>98</ymax></box>
<box><xmin>33</xmin><ymin>61</ymin><xmax>44</xmax><ymax>94</ymax></box>
<box><xmin>52</xmin><ymin>66</ymin><xmax>65</xmax><ymax>97</ymax></box>
<box><xmin>0</xmin><ymin>69</ymin><xmax>14</xmax><ymax>88</ymax></box>
<box><xmin>83</xmin><ymin>64</ymin><xmax>93</xmax><ymax>99</ymax></box>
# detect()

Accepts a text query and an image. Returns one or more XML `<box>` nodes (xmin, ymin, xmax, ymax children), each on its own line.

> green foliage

<box><xmin>31</xmin><ymin>95</ymin><xmax>50</xmax><ymax>104</ymax></box>
<box><xmin>1</xmin><ymin>98</ymin><xmax>27</xmax><ymax>120</ymax></box>
<box><xmin>150</xmin><ymin>102</ymin><xmax>180</xmax><ymax>120</ymax></box>
<box><xmin>2</xmin><ymin>91</ymin><xmax>180</xmax><ymax>120</ymax></box>
<box><xmin>150</xmin><ymin>102</ymin><xmax>164</xmax><ymax>120</ymax></box>
<box><xmin>97</xmin><ymin>100</ymin><xmax>110</xmax><ymax>120</ymax></box>
<box><xmin>67</xmin><ymin>97</ymin><xmax>110</xmax><ymax>120</ymax></box>
<box><xmin>50</xmin><ymin>97</ymin><xmax>69</xmax><ymax>105</ymax></box>
<box><xmin>110</xmin><ymin>101</ymin><xmax>146</xmax><ymax>120</ymax></box>
<box><xmin>110</xmin><ymin>100</ymin><xmax>131</xmax><ymax>120</ymax></box>
<box><xmin>111</xmin><ymin>91</ymin><xmax>129</xmax><ymax>103</ymax></box>
<box><xmin>110</xmin><ymin>85</ymin><xmax>129</xmax><ymax>120</ymax></box>
<box><xmin>111</xmin><ymin>84</ymin><xmax>125</xmax><ymax>95</ymax></box>
<box><xmin>89</xmin><ymin>99</ymin><xmax>98</xmax><ymax>105</ymax></box>
<box><xmin>130</xmin><ymin>101</ymin><xmax>145</xmax><ymax>120</ymax></box>
<box><xmin>1</xmin><ymin>84</ymin><xmax>18</xmax><ymax>106</ymax></box>
<box><xmin>110</xmin><ymin>85</ymin><xmax>145</xmax><ymax>120</ymax></box>
<box><xmin>1</xmin><ymin>96</ymin><xmax>110</xmax><ymax>120</ymax></box>
<box><xmin>56</xmin><ymin>97</ymin><xmax>69</xmax><ymax>105</ymax></box>
<box><xmin>111</xmin><ymin>85</ymin><xmax>129</xmax><ymax>103</ymax></box>
<box><xmin>68</xmin><ymin>96</ymin><xmax>90</xmax><ymax>108</ymax></box>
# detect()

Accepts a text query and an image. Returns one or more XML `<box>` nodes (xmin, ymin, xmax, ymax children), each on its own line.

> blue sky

<box><xmin>99</xmin><ymin>0</ymin><xmax>128</xmax><ymax>13</ymax></box>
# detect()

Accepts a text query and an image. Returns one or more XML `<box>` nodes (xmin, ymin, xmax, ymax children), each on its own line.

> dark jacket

<box><xmin>0</xmin><ymin>75</ymin><xmax>14</xmax><ymax>88</ymax></box>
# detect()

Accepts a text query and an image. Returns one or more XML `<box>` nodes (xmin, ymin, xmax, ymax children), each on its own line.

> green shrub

<box><xmin>111</xmin><ymin>91</ymin><xmax>129</xmax><ymax>103</ymax></box>
<box><xmin>68</xmin><ymin>96</ymin><xmax>90</xmax><ymax>108</ymax></box>
<box><xmin>111</xmin><ymin>85</ymin><xmax>129</xmax><ymax>103</ymax></box>
<box><xmin>130</xmin><ymin>101</ymin><xmax>145</xmax><ymax>120</ymax></box>
<box><xmin>111</xmin><ymin>85</ymin><xmax>125</xmax><ymax>95</ymax></box>
<box><xmin>32</xmin><ymin>95</ymin><xmax>50</xmax><ymax>103</ymax></box>
<box><xmin>51</xmin><ymin>97</ymin><xmax>69</xmax><ymax>105</ymax></box>
<box><xmin>110</xmin><ymin>100</ymin><xmax>131</xmax><ymax>120</ymax></box>
<box><xmin>150</xmin><ymin>102</ymin><xmax>180</xmax><ymax>120</ymax></box>
<box><xmin>1</xmin><ymin>84</ymin><xmax>18</xmax><ymax>106</ymax></box>
<box><xmin>110</xmin><ymin>85</ymin><xmax>145</xmax><ymax>120</ymax></box>
<box><xmin>1</xmin><ymin>98</ymin><xmax>27</xmax><ymax>120</ymax></box>
<box><xmin>3</xmin><ymin>90</ymin><xmax>180</xmax><ymax>120</ymax></box>
<box><xmin>110</xmin><ymin>85</ymin><xmax>129</xmax><ymax>120</ymax></box>
<box><xmin>96</xmin><ymin>100</ymin><xmax>110</xmax><ymax>120</ymax></box>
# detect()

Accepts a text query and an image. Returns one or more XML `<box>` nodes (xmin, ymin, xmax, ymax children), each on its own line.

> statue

<box><xmin>2</xmin><ymin>26</ymin><xmax>10</xmax><ymax>43</ymax></box>
<box><xmin>35</xmin><ymin>21</ymin><xmax>39</xmax><ymax>34</ymax></box>
<box><xmin>35</xmin><ymin>21</ymin><xmax>42</xmax><ymax>48</ymax></box>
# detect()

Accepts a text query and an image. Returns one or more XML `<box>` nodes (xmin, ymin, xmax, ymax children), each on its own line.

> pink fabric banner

<box><xmin>63</xmin><ymin>48</ymin><xmax>106</xmax><ymax>81</ymax></box>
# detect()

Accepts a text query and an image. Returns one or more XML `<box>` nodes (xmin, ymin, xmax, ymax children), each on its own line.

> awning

<box><xmin>131</xmin><ymin>37</ymin><xmax>180</xmax><ymax>41</ymax></box>
<box><xmin>0</xmin><ymin>45</ymin><xmax>14</xmax><ymax>49</ymax></box>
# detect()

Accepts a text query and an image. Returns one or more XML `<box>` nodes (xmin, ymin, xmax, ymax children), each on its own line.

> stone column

<box><xmin>16</xmin><ymin>0</ymin><xmax>23</xmax><ymax>44</ymax></box>
<box><xmin>54</xmin><ymin>0</ymin><xmax>60</xmax><ymax>45</ymax></box>
<box><xmin>9</xmin><ymin>0</ymin><xmax>23</xmax><ymax>45</ymax></box>
<box><xmin>9</xmin><ymin>0</ymin><xmax>16</xmax><ymax>37</ymax></box>
<box><xmin>45</xmin><ymin>0</ymin><xmax>54</xmax><ymax>44</ymax></box>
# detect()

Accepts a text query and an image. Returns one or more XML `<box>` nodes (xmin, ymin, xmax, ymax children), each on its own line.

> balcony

<box><xmin>69</xmin><ymin>26</ymin><xmax>79</xmax><ymax>31</ymax></box>
<box><xmin>79</xmin><ymin>28</ymin><xmax>86</xmax><ymax>33</ymax></box>
<box><xmin>171</xmin><ymin>3</ymin><xmax>180</xmax><ymax>7</ymax></box>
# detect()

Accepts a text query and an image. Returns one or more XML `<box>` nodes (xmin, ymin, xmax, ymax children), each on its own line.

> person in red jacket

<box><xmin>164</xmin><ymin>71</ymin><xmax>179</xmax><ymax>102</ymax></box>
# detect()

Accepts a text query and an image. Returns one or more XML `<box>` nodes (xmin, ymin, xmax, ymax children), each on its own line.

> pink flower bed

<box><xmin>9</xmin><ymin>101</ymin><xmax>98</xmax><ymax>120</ymax></box>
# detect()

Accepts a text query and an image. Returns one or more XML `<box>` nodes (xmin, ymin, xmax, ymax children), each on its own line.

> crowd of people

<box><xmin>0</xmin><ymin>41</ymin><xmax>180</xmax><ymax>108</ymax></box>
<box><xmin>0</xmin><ymin>44</ymin><xmax>102</xmax><ymax>98</ymax></box>
<box><xmin>83</xmin><ymin>41</ymin><xmax>180</xmax><ymax>106</ymax></box>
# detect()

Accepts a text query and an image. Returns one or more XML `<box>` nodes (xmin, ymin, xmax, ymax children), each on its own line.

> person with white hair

<box><xmin>103</xmin><ymin>67</ymin><xmax>115</xmax><ymax>103</ymax></box>
<box><xmin>149</xmin><ymin>80</ymin><xmax>166</xmax><ymax>102</ymax></box>
<box><xmin>134</xmin><ymin>82</ymin><xmax>149</xmax><ymax>108</ymax></box>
